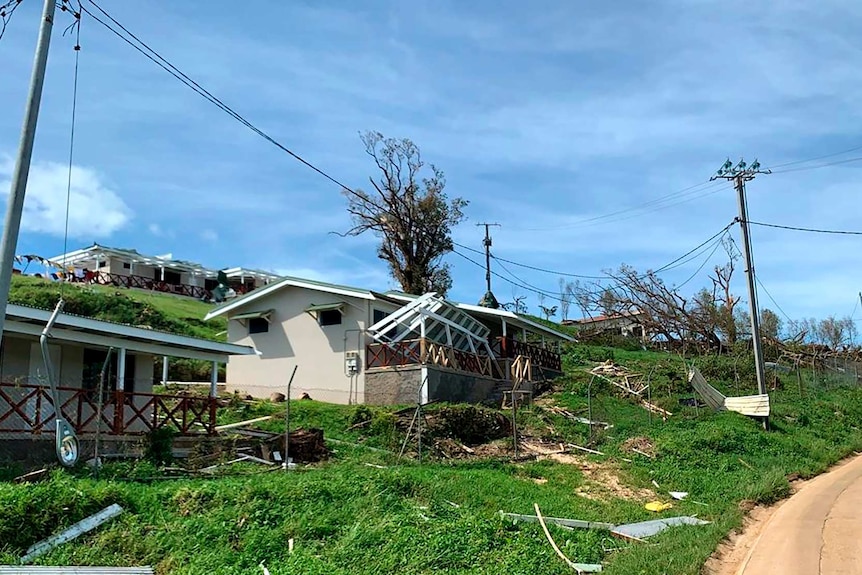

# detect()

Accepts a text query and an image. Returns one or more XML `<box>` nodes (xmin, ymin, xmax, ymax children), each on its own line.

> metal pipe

<box><xmin>0</xmin><ymin>0</ymin><xmax>57</xmax><ymax>350</ymax></box>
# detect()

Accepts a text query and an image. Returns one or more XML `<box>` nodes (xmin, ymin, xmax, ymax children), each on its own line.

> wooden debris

<box><xmin>533</xmin><ymin>504</ymin><xmax>603</xmax><ymax>573</ymax></box>
<box><xmin>590</xmin><ymin>361</ymin><xmax>647</xmax><ymax>396</ymax></box>
<box><xmin>14</xmin><ymin>468</ymin><xmax>49</xmax><ymax>484</ymax></box>
<box><xmin>21</xmin><ymin>504</ymin><xmax>124</xmax><ymax>564</ymax></box>
<box><xmin>567</xmin><ymin>443</ymin><xmax>605</xmax><ymax>456</ymax></box>
<box><xmin>501</xmin><ymin>511</ymin><xmax>614</xmax><ymax>531</ymax></box>
<box><xmin>640</xmin><ymin>401</ymin><xmax>672</xmax><ymax>417</ymax></box>
<box><xmin>214</xmin><ymin>416</ymin><xmax>274</xmax><ymax>432</ymax></box>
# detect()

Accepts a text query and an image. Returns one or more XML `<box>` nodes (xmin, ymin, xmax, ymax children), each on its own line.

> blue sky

<box><xmin>1</xmin><ymin>1</ymin><xmax>861</xmax><ymax>324</ymax></box>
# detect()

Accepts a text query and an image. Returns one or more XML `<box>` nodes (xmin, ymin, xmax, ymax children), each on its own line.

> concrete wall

<box><xmin>224</xmin><ymin>286</ymin><xmax>402</xmax><ymax>404</ymax></box>
<box><xmin>365</xmin><ymin>366</ymin><xmax>513</xmax><ymax>406</ymax></box>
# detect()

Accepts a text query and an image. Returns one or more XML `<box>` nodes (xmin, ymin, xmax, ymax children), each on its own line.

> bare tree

<box><xmin>539</xmin><ymin>304</ymin><xmax>558</xmax><ymax>321</ymax></box>
<box><xmin>559</xmin><ymin>278</ymin><xmax>573</xmax><ymax>321</ymax></box>
<box><xmin>710</xmin><ymin>238</ymin><xmax>741</xmax><ymax>344</ymax></box>
<box><xmin>817</xmin><ymin>316</ymin><xmax>856</xmax><ymax>349</ymax></box>
<box><xmin>342</xmin><ymin>132</ymin><xmax>468</xmax><ymax>295</ymax></box>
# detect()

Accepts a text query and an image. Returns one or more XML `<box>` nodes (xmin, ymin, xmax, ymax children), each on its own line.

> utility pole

<box><xmin>0</xmin><ymin>0</ymin><xmax>58</xmax><ymax>349</ymax></box>
<box><xmin>712</xmin><ymin>158</ymin><xmax>771</xmax><ymax>429</ymax></box>
<box><xmin>476</xmin><ymin>222</ymin><xmax>500</xmax><ymax>309</ymax></box>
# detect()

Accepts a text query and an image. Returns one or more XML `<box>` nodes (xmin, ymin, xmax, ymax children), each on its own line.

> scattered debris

<box><xmin>651</xmin><ymin>480</ymin><xmax>661</xmax><ymax>489</ymax></box>
<box><xmin>546</xmin><ymin>406</ymin><xmax>612</xmax><ymax>429</ymax></box>
<box><xmin>738</xmin><ymin>458</ymin><xmax>754</xmax><ymax>471</ymax></box>
<box><xmin>669</xmin><ymin>491</ymin><xmax>689</xmax><ymax>500</ymax></box>
<box><xmin>501</xmin><ymin>511</ymin><xmax>615</xmax><ymax>531</ymax></box>
<box><xmin>21</xmin><ymin>504</ymin><xmax>124</xmax><ymax>564</ymax></box>
<box><xmin>644</xmin><ymin>501</ymin><xmax>673</xmax><ymax>512</ymax></box>
<box><xmin>363</xmin><ymin>463</ymin><xmax>387</xmax><ymax>469</ymax></box>
<box><xmin>269</xmin><ymin>392</ymin><xmax>286</xmax><ymax>403</ymax></box>
<box><xmin>689</xmin><ymin>367</ymin><xmax>770</xmax><ymax>417</ymax></box>
<box><xmin>590</xmin><ymin>361</ymin><xmax>647</xmax><ymax>396</ymax></box>
<box><xmin>214</xmin><ymin>416</ymin><xmax>274</xmax><ymax>432</ymax></box>
<box><xmin>533</xmin><ymin>504</ymin><xmax>604</xmax><ymax>573</ymax></box>
<box><xmin>611</xmin><ymin>516</ymin><xmax>710</xmax><ymax>539</ymax></box>
<box><xmin>445</xmin><ymin>500</ymin><xmax>461</xmax><ymax>508</ymax></box>
<box><xmin>678</xmin><ymin>397</ymin><xmax>707</xmax><ymax>408</ymax></box>
<box><xmin>640</xmin><ymin>400</ymin><xmax>672</xmax><ymax>418</ymax></box>
<box><xmin>621</xmin><ymin>436</ymin><xmax>656</xmax><ymax>458</ymax></box>
<box><xmin>567</xmin><ymin>443</ymin><xmax>605</xmax><ymax>456</ymax></box>
<box><xmin>13</xmin><ymin>468</ymin><xmax>49</xmax><ymax>484</ymax></box>
<box><xmin>288</xmin><ymin>538</ymin><xmax>295</xmax><ymax>553</ymax></box>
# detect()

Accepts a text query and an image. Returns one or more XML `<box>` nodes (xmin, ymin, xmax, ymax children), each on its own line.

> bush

<box><xmin>144</xmin><ymin>428</ymin><xmax>175</xmax><ymax>466</ymax></box>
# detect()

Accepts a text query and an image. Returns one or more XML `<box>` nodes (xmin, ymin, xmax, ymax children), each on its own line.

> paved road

<box><xmin>738</xmin><ymin>454</ymin><xmax>862</xmax><ymax>574</ymax></box>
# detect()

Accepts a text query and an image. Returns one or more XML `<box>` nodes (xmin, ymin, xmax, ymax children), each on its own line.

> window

<box><xmin>122</xmin><ymin>262</ymin><xmax>131</xmax><ymax>269</ymax></box>
<box><xmin>249</xmin><ymin>317</ymin><xmax>269</xmax><ymax>334</ymax></box>
<box><xmin>319</xmin><ymin>309</ymin><xmax>342</xmax><ymax>326</ymax></box>
<box><xmin>373</xmin><ymin>309</ymin><xmax>387</xmax><ymax>325</ymax></box>
<box><xmin>96</xmin><ymin>260</ymin><xmax>107</xmax><ymax>268</ymax></box>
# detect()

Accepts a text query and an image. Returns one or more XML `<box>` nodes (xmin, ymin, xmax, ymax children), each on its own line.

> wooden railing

<box><xmin>71</xmin><ymin>271</ymin><xmax>255</xmax><ymax>300</ymax></box>
<box><xmin>0</xmin><ymin>382</ymin><xmax>217</xmax><ymax>436</ymax></box>
<box><xmin>492</xmin><ymin>336</ymin><xmax>563</xmax><ymax>372</ymax></box>
<box><xmin>366</xmin><ymin>339</ymin><xmax>496</xmax><ymax>378</ymax></box>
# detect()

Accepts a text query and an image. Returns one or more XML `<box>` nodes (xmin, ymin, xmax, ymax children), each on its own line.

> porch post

<box><xmin>522</xmin><ymin>328</ymin><xmax>527</xmax><ymax>343</ymax></box>
<box><xmin>542</xmin><ymin>335</ymin><xmax>546</xmax><ymax>349</ymax></box>
<box><xmin>210</xmin><ymin>361</ymin><xmax>218</xmax><ymax>398</ymax></box>
<box><xmin>160</xmin><ymin>266</ymin><xmax>165</xmax><ymax>281</ymax></box>
<box><xmin>162</xmin><ymin>356</ymin><xmax>169</xmax><ymax>385</ymax></box>
<box><xmin>116</xmin><ymin>348</ymin><xmax>126</xmax><ymax>391</ymax></box>
<box><xmin>115</xmin><ymin>347</ymin><xmax>127</xmax><ymax>434</ymax></box>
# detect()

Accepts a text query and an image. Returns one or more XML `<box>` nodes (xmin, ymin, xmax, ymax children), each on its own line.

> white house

<box><xmin>204</xmin><ymin>276</ymin><xmax>574</xmax><ymax>405</ymax></box>
<box><xmin>35</xmin><ymin>244</ymin><xmax>281</xmax><ymax>300</ymax></box>
<box><xmin>0</xmin><ymin>304</ymin><xmax>255</xmax><ymax>440</ymax></box>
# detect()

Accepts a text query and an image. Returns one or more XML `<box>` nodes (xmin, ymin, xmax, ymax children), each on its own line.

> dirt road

<box><xmin>733</xmin><ymin>454</ymin><xmax>862</xmax><ymax>574</ymax></box>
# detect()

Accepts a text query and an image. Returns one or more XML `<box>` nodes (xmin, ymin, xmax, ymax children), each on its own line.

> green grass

<box><xmin>9</xmin><ymin>275</ymin><xmax>225</xmax><ymax>341</ymax></box>
<box><xmin>4</xmin><ymin>344</ymin><xmax>862</xmax><ymax>574</ymax></box>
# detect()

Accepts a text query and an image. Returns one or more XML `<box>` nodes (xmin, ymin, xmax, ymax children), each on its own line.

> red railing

<box><xmin>0</xmin><ymin>382</ymin><xmax>217</xmax><ymax>436</ymax></box>
<box><xmin>72</xmin><ymin>271</ymin><xmax>255</xmax><ymax>299</ymax></box>
<box><xmin>492</xmin><ymin>336</ymin><xmax>562</xmax><ymax>372</ymax></box>
<box><xmin>366</xmin><ymin>339</ymin><xmax>497</xmax><ymax>378</ymax></box>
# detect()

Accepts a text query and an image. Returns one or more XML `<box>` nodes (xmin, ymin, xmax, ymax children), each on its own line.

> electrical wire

<box><xmin>454</xmin><ymin>220</ymin><xmax>736</xmax><ymax>283</ymax></box>
<box><xmin>511</xmin><ymin>180</ymin><xmax>728</xmax><ymax>232</ymax></box>
<box><xmin>80</xmin><ymin>0</ymin><xmax>356</xmax><ymax>194</ymax></box>
<box><xmin>60</xmin><ymin>0</ymin><xmax>81</xmax><ymax>295</ymax></box>
<box><xmin>672</xmin><ymin>230</ymin><xmax>728</xmax><ymax>290</ymax></box>
<box><xmin>754</xmin><ymin>275</ymin><xmax>793</xmax><ymax>324</ymax></box>
<box><xmin>747</xmin><ymin>220</ymin><xmax>862</xmax><ymax>236</ymax></box>
<box><xmin>770</xmin><ymin>156</ymin><xmax>862</xmax><ymax>174</ymax></box>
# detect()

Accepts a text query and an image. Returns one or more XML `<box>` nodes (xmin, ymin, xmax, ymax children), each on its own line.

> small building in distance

<box><xmin>563</xmin><ymin>312</ymin><xmax>647</xmax><ymax>340</ymax></box>
<box><xmin>31</xmin><ymin>244</ymin><xmax>281</xmax><ymax>300</ymax></box>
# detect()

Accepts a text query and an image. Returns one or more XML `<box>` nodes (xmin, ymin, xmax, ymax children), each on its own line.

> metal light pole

<box><xmin>0</xmin><ymin>0</ymin><xmax>57</xmax><ymax>348</ymax></box>
<box><xmin>711</xmin><ymin>158</ymin><xmax>771</xmax><ymax>429</ymax></box>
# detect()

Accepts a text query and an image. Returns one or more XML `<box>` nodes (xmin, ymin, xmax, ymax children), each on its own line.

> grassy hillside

<box><xmin>8</xmin><ymin>275</ymin><xmax>225</xmax><ymax>341</ymax></box>
<box><xmin>3</xmin><ymin>344</ymin><xmax>862</xmax><ymax>574</ymax></box>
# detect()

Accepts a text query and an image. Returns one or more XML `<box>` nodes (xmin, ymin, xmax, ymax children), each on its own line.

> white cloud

<box><xmin>0</xmin><ymin>159</ymin><xmax>130</xmax><ymax>239</ymax></box>
<box><xmin>200</xmin><ymin>229</ymin><xmax>219</xmax><ymax>242</ymax></box>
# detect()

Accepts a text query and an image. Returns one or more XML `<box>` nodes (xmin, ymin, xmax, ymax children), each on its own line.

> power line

<box><xmin>80</xmin><ymin>0</ymin><xmax>356</xmax><ymax>194</ymax></box>
<box><xmin>767</xmin><ymin>144</ymin><xmax>862</xmax><ymax>171</ymax></box>
<box><xmin>747</xmin><ymin>220</ymin><xmax>862</xmax><ymax>236</ymax></box>
<box><xmin>454</xmin><ymin>219</ymin><xmax>736</xmax><ymax>281</ymax></box>
<box><xmin>512</xmin><ymin>180</ymin><xmax>728</xmax><ymax>232</ymax></box>
<box><xmin>673</xmin><ymin>230</ymin><xmax>728</xmax><ymax>290</ymax></box>
<box><xmin>754</xmin><ymin>275</ymin><xmax>793</xmax><ymax>324</ymax></box>
<box><xmin>770</xmin><ymin>155</ymin><xmax>862</xmax><ymax>174</ymax></box>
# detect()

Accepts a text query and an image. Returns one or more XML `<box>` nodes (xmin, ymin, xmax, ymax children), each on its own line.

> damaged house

<box><xmin>204</xmin><ymin>276</ymin><xmax>574</xmax><ymax>405</ymax></box>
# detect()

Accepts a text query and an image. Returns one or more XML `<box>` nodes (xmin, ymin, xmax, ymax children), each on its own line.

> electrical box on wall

<box><xmin>345</xmin><ymin>351</ymin><xmax>359</xmax><ymax>375</ymax></box>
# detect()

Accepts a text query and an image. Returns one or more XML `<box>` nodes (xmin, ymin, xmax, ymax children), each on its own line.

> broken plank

<box><xmin>640</xmin><ymin>401</ymin><xmax>672</xmax><ymax>417</ymax></box>
<box><xmin>21</xmin><ymin>504</ymin><xmax>124</xmax><ymax>564</ymax></box>
<box><xmin>13</xmin><ymin>468</ymin><xmax>49</xmax><ymax>484</ymax></box>
<box><xmin>500</xmin><ymin>511</ymin><xmax>614</xmax><ymax>531</ymax></box>
<box><xmin>214</xmin><ymin>416</ymin><xmax>274</xmax><ymax>432</ymax></box>
<box><xmin>567</xmin><ymin>443</ymin><xmax>605</xmax><ymax>456</ymax></box>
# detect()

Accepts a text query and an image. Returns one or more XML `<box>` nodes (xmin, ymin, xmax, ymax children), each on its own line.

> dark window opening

<box><xmin>249</xmin><ymin>317</ymin><xmax>269</xmax><ymax>334</ymax></box>
<box><xmin>163</xmin><ymin>270</ymin><xmax>181</xmax><ymax>285</ymax></box>
<box><xmin>122</xmin><ymin>262</ymin><xmax>131</xmax><ymax>270</ymax></box>
<box><xmin>319</xmin><ymin>309</ymin><xmax>342</xmax><ymax>326</ymax></box>
<box><xmin>373</xmin><ymin>309</ymin><xmax>387</xmax><ymax>324</ymax></box>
